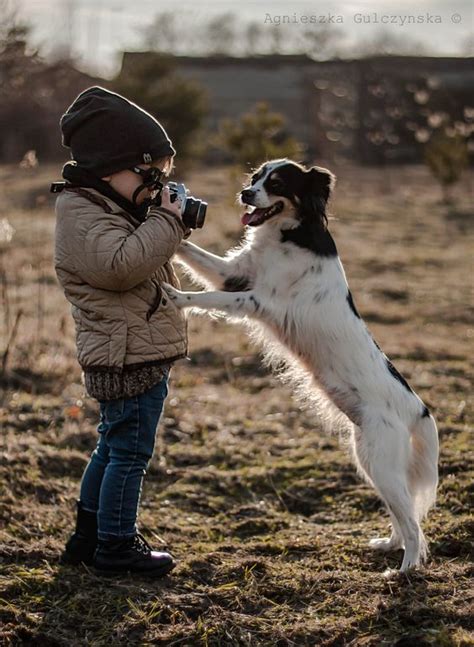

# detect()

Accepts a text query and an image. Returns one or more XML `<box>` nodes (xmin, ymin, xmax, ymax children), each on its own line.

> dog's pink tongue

<box><xmin>241</xmin><ymin>209</ymin><xmax>263</xmax><ymax>226</ymax></box>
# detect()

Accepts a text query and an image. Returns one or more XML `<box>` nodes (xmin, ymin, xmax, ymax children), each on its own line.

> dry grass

<box><xmin>0</xmin><ymin>162</ymin><xmax>472</xmax><ymax>646</ymax></box>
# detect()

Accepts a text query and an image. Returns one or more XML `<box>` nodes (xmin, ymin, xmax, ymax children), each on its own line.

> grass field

<box><xmin>0</xmin><ymin>162</ymin><xmax>472</xmax><ymax>646</ymax></box>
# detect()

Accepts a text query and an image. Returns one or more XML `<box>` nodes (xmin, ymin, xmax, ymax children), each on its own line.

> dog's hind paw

<box><xmin>382</xmin><ymin>567</ymin><xmax>400</xmax><ymax>579</ymax></box>
<box><xmin>369</xmin><ymin>536</ymin><xmax>403</xmax><ymax>552</ymax></box>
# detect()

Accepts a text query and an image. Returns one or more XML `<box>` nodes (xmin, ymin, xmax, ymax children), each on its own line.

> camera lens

<box><xmin>195</xmin><ymin>202</ymin><xmax>207</xmax><ymax>228</ymax></box>
<box><xmin>182</xmin><ymin>198</ymin><xmax>207</xmax><ymax>229</ymax></box>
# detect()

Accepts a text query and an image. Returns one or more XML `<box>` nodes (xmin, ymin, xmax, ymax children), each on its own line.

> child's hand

<box><xmin>159</xmin><ymin>186</ymin><xmax>182</xmax><ymax>221</ymax></box>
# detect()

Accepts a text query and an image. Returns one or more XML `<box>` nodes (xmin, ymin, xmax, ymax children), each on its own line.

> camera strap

<box><xmin>129</xmin><ymin>166</ymin><xmax>164</xmax><ymax>207</ymax></box>
<box><xmin>53</xmin><ymin>162</ymin><xmax>150</xmax><ymax>223</ymax></box>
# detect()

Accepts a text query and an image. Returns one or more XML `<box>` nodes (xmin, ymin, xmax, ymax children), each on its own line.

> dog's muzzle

<box><xmin>240</xmin><ymin>189</ymin><xmax>285</xmax><ymax>227</ymax></box>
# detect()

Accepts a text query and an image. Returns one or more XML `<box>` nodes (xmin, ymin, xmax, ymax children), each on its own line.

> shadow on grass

<box><xmin>324</xmin><ymin>573</ymin><xmax>460</xmax><ymax>646</ymax></box>
<box><xmin>0</xmin><ymin>555</ymin><xmax>175</xmax><ymax>645</ymax></box>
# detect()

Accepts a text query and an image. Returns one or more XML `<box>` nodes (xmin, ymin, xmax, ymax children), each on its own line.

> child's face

<box><xmin>102</xmin><ymin>161</ymin><xmax>167</xmax><ymax>205</ymax></box>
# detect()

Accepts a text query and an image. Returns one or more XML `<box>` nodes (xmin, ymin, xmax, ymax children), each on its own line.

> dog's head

<box><xmin>240</xmin><ymin>159</ymin><xmax>335</xmax><ymax>230</ymax></box>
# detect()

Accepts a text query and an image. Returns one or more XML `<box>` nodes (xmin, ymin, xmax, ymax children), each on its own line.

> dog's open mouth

<box><xmin>241</xmin><ymin>201</ymin><xmax>284</xmax><ymax>226</ymax></box>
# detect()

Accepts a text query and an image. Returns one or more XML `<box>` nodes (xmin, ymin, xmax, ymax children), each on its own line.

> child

<box><xmin>54</xmin><ymin>86</ymin><xmax>188</xmax><ymax>577</ymax></box>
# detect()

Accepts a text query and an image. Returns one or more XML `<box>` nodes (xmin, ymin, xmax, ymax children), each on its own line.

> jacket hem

<box><xmin>81</xmin><ymin>353</ymin><xmax>187</xmax><ymax>374</ymax></box>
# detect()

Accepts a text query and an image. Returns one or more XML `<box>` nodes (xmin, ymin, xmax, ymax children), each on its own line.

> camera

<box><xmin>160</xmin><ymin>182</ymin><xmax>207</xmax><ymax>229</ymax></box>
<box><xmin>129</xmin><ymin>166</ymin><xmax>207</xmax><ymax>229</ymax></box>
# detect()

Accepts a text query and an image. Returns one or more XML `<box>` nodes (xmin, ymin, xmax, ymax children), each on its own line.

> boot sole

<box><xmin>60</xmin><ymin>554</ymin><xmax>95</xmax><ymax>567</ymax></box>
<box><xmin>93</xmin><ymin>561</ymin><xmax>176</xmax><ymax>578</ymax></box>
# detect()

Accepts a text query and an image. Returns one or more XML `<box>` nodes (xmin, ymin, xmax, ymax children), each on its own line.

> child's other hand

<box><xmin>159</xmin><ymin>186</ymin><xmax>182</xmax><ymax>221</ymax></box>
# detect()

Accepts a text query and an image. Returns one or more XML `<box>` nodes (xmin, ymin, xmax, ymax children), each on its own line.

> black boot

<box><xmin>61</xmin><ymin>500</ymin><xmax>98</xmax><ymax>566</ymax></box>
<box><xmin>94</xmin><ymin>532</ymin><xmax>176</xmax><ymax>578</ymax></box>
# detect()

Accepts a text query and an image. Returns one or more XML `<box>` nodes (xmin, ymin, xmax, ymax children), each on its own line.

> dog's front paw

<box><xmin>161</xmin><ymin>282</ymin><xmax>190</xmax><ymax>308</ymax></box>
<box><xmin>175</xmin><ymin>240</ymin><xmax>191</xmax><ymax>258</ymax></box>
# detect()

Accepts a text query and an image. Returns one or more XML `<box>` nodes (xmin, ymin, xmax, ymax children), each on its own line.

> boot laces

<box><xmin>133</xmin><ymin>532</ymin><xmax>152</xmax><ymax>555</ymax></box>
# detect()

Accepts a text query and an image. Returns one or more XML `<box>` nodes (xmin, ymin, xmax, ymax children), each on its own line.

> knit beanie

<box><xmin>60</xmin><ymin>86</ymin><xmax>175</xmax><ymax>177</ymax></box>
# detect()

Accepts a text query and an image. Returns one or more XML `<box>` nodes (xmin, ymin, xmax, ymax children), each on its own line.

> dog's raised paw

<box><xmin>161</xmin><ymin>283</ymin><xmax>197</xmax><ymax>308</ymax></box>
<box><xmin>161</xmin><ymin>282</ymin><xmax>184</xmax><ymax>304</ymax></box>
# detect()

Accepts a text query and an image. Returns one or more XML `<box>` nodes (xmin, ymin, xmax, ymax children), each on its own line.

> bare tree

<box><xmin>206</xmin><ymin>13</ymin><xmax>237</xmax><ymax>55</ymax></box>
<box><xmin>245</xmin><ymin>21</ymin><xmax>263</xmax><ymax>55</ymax></box>
<box><xmin>303</xmin><ymin>26</ymin><xmax>345</xmax><ymax>59</ymax></box>
<box><xmin>0</xmin><ymin>0</ymin><xmax>18</xmax><ymax>40</ymax></box>
<box><xmin>268</xmin><ymin>24</ymin><xmax>284</xmax><ymax>54</ymax></box>
<box><xmin>0</xmin><ymin>2</ymin><xmax>40</xmax><ymax>92</ymax></box>
<box><xmin>353</xmin><ymin>30</ymin><xmax>430</xmax><ymax>57</ymax></box>
<box><xmin>141</xmin><ymin>12</ymin><xmax>178</xmax><ymax>53</ymax></box>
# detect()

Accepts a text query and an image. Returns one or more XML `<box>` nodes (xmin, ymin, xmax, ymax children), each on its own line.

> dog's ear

<box><xmin>301</xmin><ymin>166</ymin><xmax>336</xmax><ymax>227</ymax></box>
<box><xmin>307</xmin><ymin>166</ymin><xmax>335</xmax><ymax>201</ymax></box>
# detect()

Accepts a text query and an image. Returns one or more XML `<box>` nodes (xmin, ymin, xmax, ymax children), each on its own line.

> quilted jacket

<box><xmin>54</xmin><ymin>187</ymin><xmax>188</xmax><ymax>373</ymax></box>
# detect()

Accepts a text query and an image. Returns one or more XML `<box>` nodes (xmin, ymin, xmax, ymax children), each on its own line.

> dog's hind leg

<box><xmin>369</xmin><ymin>524</ymin><xmax>404</xmax><ymax>552</ymax></box>
<box><xmin>351</xmin><ymin>428</ymin><xmax>404</xmax><ymax>552</ymax></box>
<box><xmin>408</xmin><ymin>413</ymin><xmax>439</xmax><ymax>524</ymax></box>
<box><xmin>355</xmin><ymin>418</ymin><xmax>424</xmax><ymax>571</ymax></box>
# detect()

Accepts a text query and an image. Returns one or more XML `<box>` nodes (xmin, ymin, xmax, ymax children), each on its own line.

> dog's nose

<box><xmin>241</xmin><ymin>189</ymin><xmax>255</xmax><ymax>201</ymax></box>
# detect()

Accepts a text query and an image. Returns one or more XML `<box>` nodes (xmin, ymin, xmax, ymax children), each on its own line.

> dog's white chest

<box><xmin>252</xmin><ymin>244</ymin><xmax>303</xmax><ymax>296</ymax></box>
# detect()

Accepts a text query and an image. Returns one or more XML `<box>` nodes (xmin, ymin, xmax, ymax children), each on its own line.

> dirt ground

<box><xmin>0</xmin><ymin>162</ymin><xmax>472</xmax><ymax>646</ymax></box>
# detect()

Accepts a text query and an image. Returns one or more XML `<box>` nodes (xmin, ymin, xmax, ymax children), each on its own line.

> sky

<box><xmin>14</xmin><ymin>0</ymin><xmax>474</xmax><ymax>77</ymax></box>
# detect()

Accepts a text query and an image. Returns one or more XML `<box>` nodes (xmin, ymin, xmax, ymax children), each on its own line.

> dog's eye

<box><xmin>269</xmin><ymin>179</ymin><xmax>283</xmax><ymax>190</ymax></box>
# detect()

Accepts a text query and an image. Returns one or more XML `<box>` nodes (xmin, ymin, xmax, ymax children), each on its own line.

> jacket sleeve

<box><xmin>75</xmin><ymin>205</ymin><xmax>186</xmax><ymax>292</ymax></box>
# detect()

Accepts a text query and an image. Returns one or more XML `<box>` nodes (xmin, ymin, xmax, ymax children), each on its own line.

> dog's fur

<box><xmin>164</xmin><ymin>159</ymin><xmax>439</xmax><ymax>572</ymax></box>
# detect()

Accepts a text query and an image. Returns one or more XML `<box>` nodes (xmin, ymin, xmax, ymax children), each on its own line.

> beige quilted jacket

<box><xmin>54</xmin><ymin>187</ymin><xmax>187</xmax><ymax>371</ymax></box>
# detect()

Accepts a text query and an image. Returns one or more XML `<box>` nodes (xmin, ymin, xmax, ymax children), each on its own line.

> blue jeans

<box><xmin>79</xmin><ymin>374</ymin><xmax>169</xmax><ymax>541</ymax></box>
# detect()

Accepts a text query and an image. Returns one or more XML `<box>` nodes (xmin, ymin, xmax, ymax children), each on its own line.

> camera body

<box><xmin>162</xmin><ymin>182</ymin><xmax>207</xmax><ymax>229</ymax></box>
<box><xmin>127</xmin><ymin>165</ymin><xmax>207</xmax><ymax>228</ymax></box>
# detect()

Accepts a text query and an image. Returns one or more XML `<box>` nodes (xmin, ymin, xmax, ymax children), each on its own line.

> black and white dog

<box><xmin>164</xmin><ymin>159</ymin><xmax>439</xmax><ymax>573</ymax></box>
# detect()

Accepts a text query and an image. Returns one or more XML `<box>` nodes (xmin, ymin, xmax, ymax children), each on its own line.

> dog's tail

<box><xmin>409</xmin><ymin>411</ymin><xmax>439</xmax><ymax>522</ymax></box>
